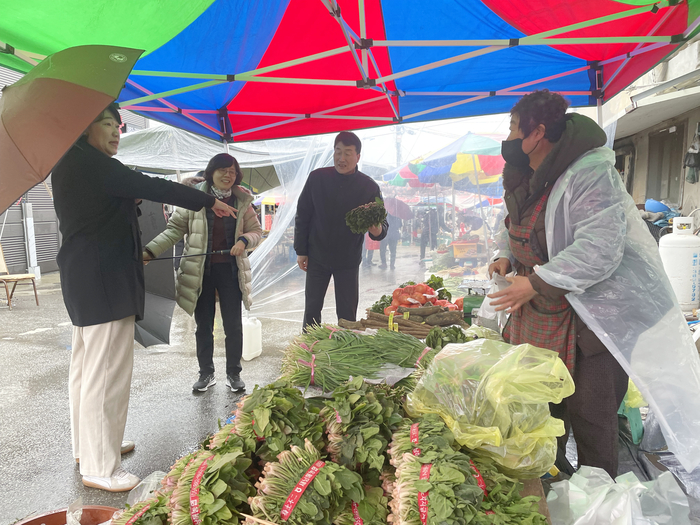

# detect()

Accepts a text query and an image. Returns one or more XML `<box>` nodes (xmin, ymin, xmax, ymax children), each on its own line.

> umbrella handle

<box><xmin>148</xmin><ymin>249</ymin><xmax>229</xmax><ymax>261</ymax></box>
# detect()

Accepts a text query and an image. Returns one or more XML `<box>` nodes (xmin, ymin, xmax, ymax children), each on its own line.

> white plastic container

<box><xmin>242</xmin><ymin>316</ymin><xmax>262</xmax><ymax>361</ymax></box>
<box><xmin>659</xmin><ymin>217</ymin><xmax>700</xmax><ymax>311</ymax></box>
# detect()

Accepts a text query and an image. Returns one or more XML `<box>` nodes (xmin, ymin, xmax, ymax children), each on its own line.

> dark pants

<box><xmin>420</xmin><ymin>232</ymin><xmax>437</xmax><ymax>259</ymax></box>
<box><xmin>194</xmin><ymin>262</ymin><xmax>243</xmax><ymax>377</ymax></box>
<box><xmin>303</xmin><ymin>261</ymin><xmax>359</xmax><ymax>329</ymax></box>
<box><xmin>380</xmin><ymin>238</ymin><xmax>398</xmax><ymax>268</ymax></box>
<box><xmin>550</xmin><ymin>346</ymin><xmax>628</xmax><ymax>478</ymax></box>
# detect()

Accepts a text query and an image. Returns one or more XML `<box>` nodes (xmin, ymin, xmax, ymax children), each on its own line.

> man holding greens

<box><xmin>294</xmin><ymin>131</ymin><xmax>388</xmax><ymax>329</ymax></box>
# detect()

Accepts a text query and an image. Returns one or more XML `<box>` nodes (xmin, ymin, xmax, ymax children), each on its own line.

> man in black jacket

<box><xmin>294</xmin><ymin>132</ymin><xmax>388</xmax><ymax>328</ymax></box>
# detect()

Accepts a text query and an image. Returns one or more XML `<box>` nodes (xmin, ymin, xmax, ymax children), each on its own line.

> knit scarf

<box><xmin>210</xmin><ymin>185</ymin><xmax>232</xmax><ymax>200</ymax></box>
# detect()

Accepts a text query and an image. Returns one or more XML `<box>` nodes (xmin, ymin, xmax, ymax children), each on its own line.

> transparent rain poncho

<box><xmin>498</xmin><ymin>146</ymin><xmax>700</xmax><ymax>472</ymax></box>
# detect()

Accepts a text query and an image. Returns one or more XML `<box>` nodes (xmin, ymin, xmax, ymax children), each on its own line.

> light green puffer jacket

<box><xmin>144</xmin><ymin>183</ymin><xmax>263</xmax><ymax>315</ymax></box>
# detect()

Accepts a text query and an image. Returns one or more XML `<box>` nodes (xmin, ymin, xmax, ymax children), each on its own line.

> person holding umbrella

<box><xmin>52</xmin><ymin>104</ymin><xmax>236</xmax><ymax>492</ymax></box>
<box><xmin>143</xmin><ymin>154</ymin><xmax>263</xmax><ymax>395</ymax></box>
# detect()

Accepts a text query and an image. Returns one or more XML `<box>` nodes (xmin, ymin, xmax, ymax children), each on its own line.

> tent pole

<box><xmin>452</xmin><ymin>180</ymin><xmax>456</xmax><ymax>241</ymax></box>
<box><xmin>597</xmin><ymin>98</ymin><xmax>603</xmax><ymax>127</ymax></box>
<box><xmin>472</xmin><ymin>154</ymin><xmax>489</xmax><ymax>261</ymax></box>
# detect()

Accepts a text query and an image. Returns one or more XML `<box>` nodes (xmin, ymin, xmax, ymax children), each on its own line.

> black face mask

<box><xmin>501</xmin><ymin>137</ymin><xmax>541</xmax><ymax>168</ymax></box>
<box><xmin>501</xmin><ymin>138</ymin><xmax>530</xmax><ymax>168</ymax></box>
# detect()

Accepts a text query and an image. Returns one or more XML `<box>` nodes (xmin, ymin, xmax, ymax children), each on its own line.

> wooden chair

<box><xmin>0</xmin><ymin>243</ymin><xmax>39</xmax><ymax>310</ymax></box>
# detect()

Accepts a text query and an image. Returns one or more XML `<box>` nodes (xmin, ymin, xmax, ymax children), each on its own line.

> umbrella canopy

<box><xmin>384</xmin><ymin>196</ymin><xmax>412</xmax><ymax>219</ymax></box>
<box><xmin>0</xmin><ymin>45</ymin><xmax>142</xmax><ymax>213</ymax></box>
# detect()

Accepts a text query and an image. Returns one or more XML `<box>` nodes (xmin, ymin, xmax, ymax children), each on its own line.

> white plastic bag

<box><xmin>547</xmin><ymin>466</ymin><xmax>690</xmax><ymax>525</ymax></box>
<box><xmin>127</xmin><ymin>471</ymin><xmax>166</xmax><ymax>506</ymax></box>
<box><xmin>476</xmin><ymin>273</ymin><xmax>510</xmax><ymax>331</ymax></box>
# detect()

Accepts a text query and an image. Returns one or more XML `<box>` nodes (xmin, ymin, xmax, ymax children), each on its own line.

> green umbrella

<box><xmin>0</xmin><ymin>45</ymin><xmax>143</xmax><ymax>213</ymax></box>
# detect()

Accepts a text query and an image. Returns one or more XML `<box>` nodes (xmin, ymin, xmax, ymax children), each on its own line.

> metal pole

<box><xmin>452</xmin><ymin>179</ymin><xmax>456</xmax><ymax>241</ymax></box>
<box><xmin>472</xmin><ymin>154</ymin><xmax>490</xmax><ymax>261</ymax></box>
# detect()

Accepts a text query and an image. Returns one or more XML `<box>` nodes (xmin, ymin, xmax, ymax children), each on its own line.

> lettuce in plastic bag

<box><xmin>406</xmin><ymin>339</ymin><xmax>574</xmax><ymax>478</ymax></box>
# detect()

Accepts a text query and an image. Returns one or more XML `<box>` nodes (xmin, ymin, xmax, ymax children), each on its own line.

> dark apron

<box><xmin>502</xmin><ymin>190</ymin><xmax>577</xmax><ymax>373</ymax></box>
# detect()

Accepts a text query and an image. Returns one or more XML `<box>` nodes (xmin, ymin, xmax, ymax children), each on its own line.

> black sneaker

<box><xmin>226</xmin><ymin>374</ymin><xmax>245</xmax><ymax>392</ymax></box>
<box><xmin>193</xmin><ymin>373</ymin><xmax>216</xmax><ymax>392</ymax></box>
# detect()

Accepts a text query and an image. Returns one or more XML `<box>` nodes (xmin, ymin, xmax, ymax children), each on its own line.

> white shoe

<box><xmin>75</xmin><ymin>441</ymin><xmax>135</xmax><ymax>463</ymax></box>
<box><xmin>83</xmin><ymin>467</ymin><xmax>140</xmax><ymax>492</ymax></box>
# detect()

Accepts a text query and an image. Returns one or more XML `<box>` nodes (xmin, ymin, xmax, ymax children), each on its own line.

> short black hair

<box><xmin>511</xmin><ymin>90</ymin><xmax>569</xmax><ymax>142</ymax></box>
<box><xmin>334</xmin><ymin>131</ymin><xmax>362</xmax><ymax>154</ymax></box>
<box><xmin>204</xmin><ymin>153</ymin><xmax>243</xmax><ymax>186</ymax></box>
<box><xmin>95</xmin><ymin>102</ymin><xmax>122</xmax><ymax>125</ymax></box>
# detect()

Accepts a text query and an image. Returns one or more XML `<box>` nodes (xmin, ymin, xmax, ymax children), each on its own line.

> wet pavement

<box><xmin>0</xmin><ymin>245</ymin><xmax>429</xmax><ymax>524</ymax></box>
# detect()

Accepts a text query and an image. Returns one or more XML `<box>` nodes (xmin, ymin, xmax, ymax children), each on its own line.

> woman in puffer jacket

<box><xmin>144</xmin><ymin>154</ymin><xmax>263</xmax><ymax>393</ymax></box>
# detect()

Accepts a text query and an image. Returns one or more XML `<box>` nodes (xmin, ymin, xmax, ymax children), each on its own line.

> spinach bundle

<box><xmin>233</xmin><ymin>380</ymin><xmax>325</xmax><ymax>463</ymax></box>
<box><xmin>390</xmin><ymin>451</ymin><xmax>484</xmax><ymax>525</ymax></box>
<box><xmin>345</xmin><ymin>198</ymin><xmax>387</xmax><ymax>235</ymax></box>
<box><xmin>171</xmin><ymin>449</ymin><xmax>254</xmax><ymax>525</ymax></box>
<box><xmin>247</xmin><ymin>439</ymin><xmax>364</xmax><ymax>525</ymax></box>
<box><xmin>112</xmin><ymin>494</ymin><xmax>169</xmax><ymax>525</ymax></box>
<box><xmin>388</xmin><ymin>414</ymin><xmax>459</xmax><ymax>470</ymax></box>
<box><xmin>161</xmin><ymin>452</ymin><xmax>198</xmax><ymax>498</ymax></box>
<box><xmin>320</xmin><ymin>377</ymin><xmax>404</xmax><ymax>484</ymax></box>
<box><xmin>333</xmin><ymin>487</ymin><xmax>389</xmax><ymax>525</ymax></box>
<box><xmin>469</xmin><ymin>458</ymin><xmax>548</xmax><ymax>524</ymax></box>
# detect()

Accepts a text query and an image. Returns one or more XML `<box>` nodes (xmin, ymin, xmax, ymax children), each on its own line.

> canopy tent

<box><xmin>116</xmin><ymin>126</ymin><xmax>299</xmax><ymax>192</ymax></box>
<box><xmin>3</xmin><ymin>1</ymin><xmax>699</xmax><ymax>142</ymax></box>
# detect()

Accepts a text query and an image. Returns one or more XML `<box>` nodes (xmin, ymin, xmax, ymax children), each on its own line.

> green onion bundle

<box><xmin>247</xmin><ymin>439</ymin><xmax>364</xmax><ymax>525</ymax></box>
<box><xmin>388</xmin><ymin>414</ymin><xmax>459</xmax><ymax>471</ymax></box>
<box><xmin>112</xmin><ymin>494</ymin><xmax>170</xmax><ymax>525</ymax></box>
<box><xmin>390</xmin><ymin>451</ymin><xmax>485</xmax><ymax>525</ymax></box>
<box><xmin>233</xmin><ymin>380</ymin><xmax>325</xmax><ymax>463</ymax></box>
<box><xmin>333</xmin><ymin>487</ymin><xmax>389</xmax><ymax>525</ymax></box>
<box><xmin>345</xmin><ymin>198</ymin><xmax>387</xmax><ymax>235</ymax></box>
<box><xmin>281</xmin><ymin>325</ymin><xmax>382</xmax><ymax>391</ymax></box>
<box><xmin>170</xmin><ymin>449</ymin><xmax>254</xmax><ymax>525</ymax></box>
<box><xmin>371</xmin><ymin>329</ymin><xmax>432</xmax><ymax>368</ymax></box>
<box><xmin>320</xmin><ymin>377</ymin><xmax>404</xmax><ymax>483</ymax></box>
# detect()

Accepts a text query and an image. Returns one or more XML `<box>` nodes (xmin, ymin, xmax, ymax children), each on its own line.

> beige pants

<box><xmin>69</xmin><ymin>316</ymin><xmax>135</xmax><ymax>477</ymax></box>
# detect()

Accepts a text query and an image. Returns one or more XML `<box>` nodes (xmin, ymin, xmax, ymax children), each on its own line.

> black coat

<box><xmin>294</xmin><ymin>166</ymin><xmax>388</xmax><ymax>269</ymax></box>
<box><xmin>52</xmin><ymin>141</ymin><xmax>215</xmax><ymax>327</ymax></box>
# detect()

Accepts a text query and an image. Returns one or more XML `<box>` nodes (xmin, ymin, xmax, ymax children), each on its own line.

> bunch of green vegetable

<box><xmin>333</xmin><ymin>487</ymin><xmax>389</xmax><ymax>525</ymax></box>
<box><xmin>247</xmin><ymin>439</ymin><xmax>364</xmax><ymax>525</ymax></box>
<box><xmin>469</xmin><ymin>457</ymin><xmax>547</xmax><ymax>524</ymax></box>
<box><xmin>370</xmin><ymin>329</ymin><xmax>432</xmax><ymax>368</ymax></box>
<box><xmin>426</xmin><ymin>274</ymin><xmax>452</xmax><ymax>302</ymax></box>
<box><xmin>463</xmin><ymin>325</ymin><xmax>505</xmax><ymax>341</ymax></box>
<box><xmin>320</xmin><ymin>377</ymin><xmax>404</xmax><ymax>482</ymax></box>
<box><xmin>388</xmin><ymin>414</ymin><xmax>459</xmax><ymax>470</ymax></box>
<box><xmin>370</xmin><ymin>294</ymin><xmax>392</xmax><ymax>314</ymax></box>
<box><xmin>171</xmin><ymin>449</ymin><xmax>254</xmax><ymax>525</ymax></box>
<box><xmin>281</xmin><ymin>325</ymin><xmax>381</xmax><ymax>391</ymax></box>
<box><xmin>390</xmin><ymin>450</ymin><xmax>485</xmax><ymax>525</ymax></box>
<box><xmin>112</xmin><ymin>494</ymin><xmax>170</xmax><ymax>525</ymax></box>
<box><xmin>345</xmin><ymin>197</ymin><xmax>387</xmax><ymax>235</ymax></box>
<box><xmin>233</xmin><ymin>380</ymin><xmax>325</xmax><ymax>463</ymax></box>
<box><xmin>426</xmin><ymin>325</ymin><xmax>472</xmax><ymax>351</ymax></box>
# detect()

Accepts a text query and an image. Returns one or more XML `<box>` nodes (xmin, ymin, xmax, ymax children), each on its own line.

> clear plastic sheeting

<box><xmin>406</xmin><ymin>339</ymin><xmax>574</xmax><ymax>478</ymax></box>
<box><xmin>248</xmin><ymin>136</ymin><xmax>334</xmax><ymax>322</ymax></box>
<box><xmin>246</xmin><ymin>124</ymin><xmax>509</xmax><ymax>324</ymax></box>
<box><xmin>530</xmin><ymin>146</ymin><xmax>700</xmax><ymax>472</ymax></box>
<box><xmin>547</xmin><ymin>466</ymin><xmax>690</xmax><ymax>525</ymax></box>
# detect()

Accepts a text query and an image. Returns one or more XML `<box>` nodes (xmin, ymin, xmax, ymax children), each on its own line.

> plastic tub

<box><xmin>14</xmin><ymin>506</ymin><xmax>118</xmax><ymax>525</ymax></box>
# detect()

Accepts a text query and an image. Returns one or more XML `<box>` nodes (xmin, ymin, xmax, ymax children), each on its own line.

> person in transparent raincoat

<box><xmin>489</xmin><ymin>90</ymin><xmax>700</xmax><ymax>475</ymax></box>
